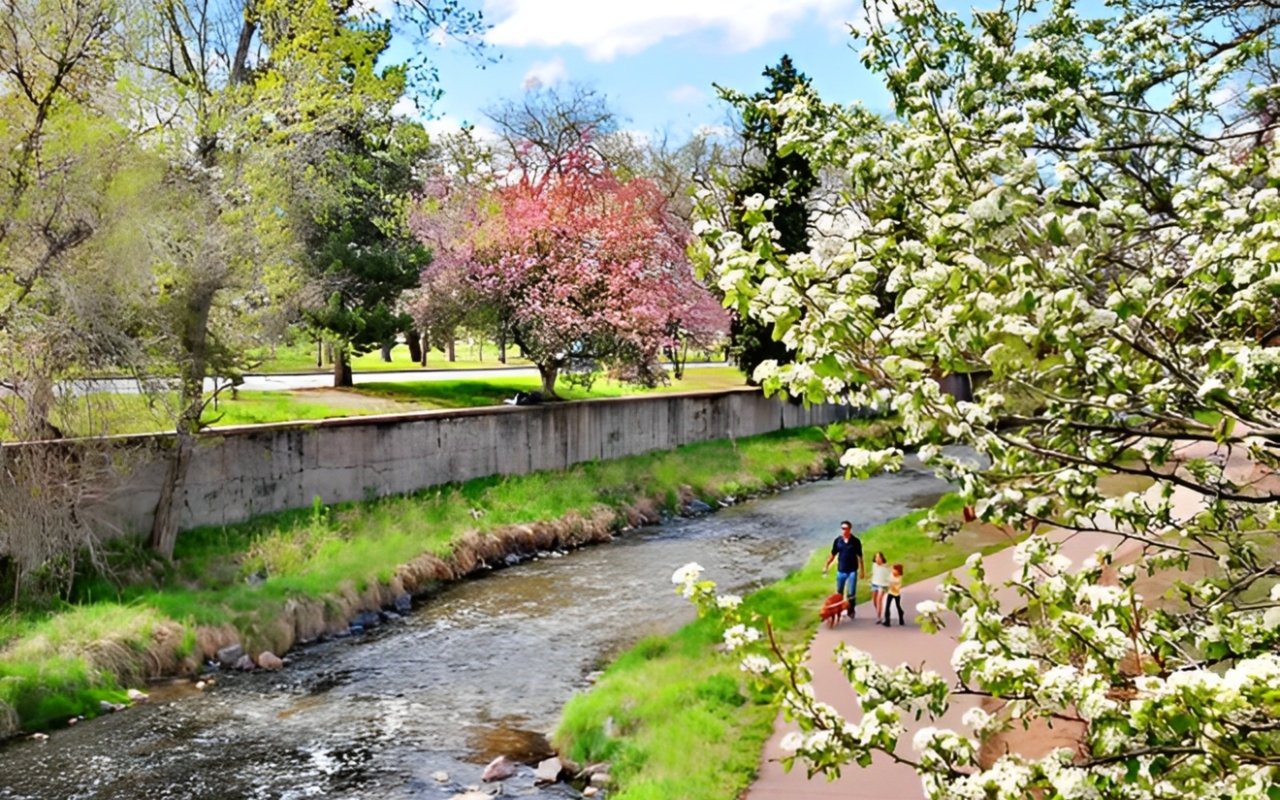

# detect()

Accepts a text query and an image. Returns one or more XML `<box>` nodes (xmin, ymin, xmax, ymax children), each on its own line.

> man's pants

<box><xmin>836</xmin><ymin>571</ymin><xmax>857</xmax><ymax>613</ymax></box>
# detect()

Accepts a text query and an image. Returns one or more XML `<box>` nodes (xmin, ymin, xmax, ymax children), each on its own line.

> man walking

<box><xmin>822</xmin><ymin>520</ymin><xmax>865</xmax><ymax>618</ymax></box>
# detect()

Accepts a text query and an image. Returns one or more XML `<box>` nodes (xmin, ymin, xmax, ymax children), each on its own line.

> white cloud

<box><xmin>420</xmin><ymin>116</ymin><xmax>502</xmax><ymax>145</ymax></box>
<box><xmin>693</xmin><ymin>123</ymin><xmax>734</xmax><ymax>139</ymax></box>
<box><xmin>485</xmin><ymin>0</ymin><xmax>859</xmax><ymax>61</ymax></box>
<box><xmin>391</xmin><ymin>96</ymin><xmax>420</xmax><ymax>119</ymax></box>
<box><xmin>522</xmin><ymin>56</ymin><xmax>569</xmax><ymax>90</ymax></box>
<box><xmin>669</xmin><ymin>84</ymin><xmax>706</xmax><ymax>105</ymax></box>
<box><xmin>351</xmin><ymin>0</ymin><xmax>394</xmax><ymax>18</ymax></box>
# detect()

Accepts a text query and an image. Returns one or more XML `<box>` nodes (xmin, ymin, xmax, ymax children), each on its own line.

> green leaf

<box><xmin>1046</xmin><ymin>217</ymin><xmax>1067</xmax><ymax>246</ymax></box>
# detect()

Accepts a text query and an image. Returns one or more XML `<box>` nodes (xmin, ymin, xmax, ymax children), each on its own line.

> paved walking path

<box><xmin>747</xmin><ymin>441</ymin><xmax>1237</xmax><ymax>799</ymax></box>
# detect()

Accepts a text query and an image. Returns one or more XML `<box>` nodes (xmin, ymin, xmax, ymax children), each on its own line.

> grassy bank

<box><xmin>552</xmin><ymin>497</ymin><xmax>1017</xmax><ymax>800</ymax></box>
<box><xmin>0</xmin><ymin>421</ymin><xmax>889</xmax><ymax>738</ymax></box>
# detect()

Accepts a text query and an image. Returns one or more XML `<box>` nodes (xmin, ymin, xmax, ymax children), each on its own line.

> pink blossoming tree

<box><xmin>416</xmin><ymin>147</ymin><xmax>726</xmax><ymax>397</ymax></box>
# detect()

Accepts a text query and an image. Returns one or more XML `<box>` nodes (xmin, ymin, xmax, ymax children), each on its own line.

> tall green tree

<box><xmin>715</xmin><ymin>55</ymin><xmax>817</xmax><ymax>383</ymax></box>
<box><xmin>299</xmin><ymin>120</ymin><xmax>431</xmax><ymax>387</ymax></box>
<box><xmin>133</xmin><ymin>0</ymin><xmax>485</xmax><ymax>557</ymax></box>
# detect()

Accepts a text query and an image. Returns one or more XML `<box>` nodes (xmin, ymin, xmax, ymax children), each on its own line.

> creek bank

<box><xmin>191</xmin><ymin>467</ymin><xmax>833</xmax><ymax>669</ymax></box>
<box><xmin>1</xmin><ymin>430</ymin><xmax>859</xmax><ymax>740</ymax></box>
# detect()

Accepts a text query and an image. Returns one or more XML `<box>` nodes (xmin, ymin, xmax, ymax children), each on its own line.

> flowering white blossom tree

<box><xmin>689</xmin><ymin>0</ymin><xmax>1280</xmax><ymax>796</ymax></box>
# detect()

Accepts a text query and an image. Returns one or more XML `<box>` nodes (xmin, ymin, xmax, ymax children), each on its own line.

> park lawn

<box><xmin>551</xmin><ymin>498</ymin><xmax>1017</xmax><ymax>800</ymax></box>
<box><xmin>252</xmin><ymin>340</ymin><xmax>729</xmax><ymax>374</ymax></box>
<box><xmin>250</xmin><ymin>340</ymin><xmax>536</xmax><ymax>373</ymax></box>
<box><xmin>0</xmin><ymin>369</ymin><xmax>747</xmax><ymax>439</ymax></box>
<box><xmin>0</xmin><ymin>422</ymin><xmax>891</xmax><ymax>735</ymax></box>
<box><xmin>356</xmin><ymin>367</ymin><xmax>746</xmax><ymax>408</ymax></box>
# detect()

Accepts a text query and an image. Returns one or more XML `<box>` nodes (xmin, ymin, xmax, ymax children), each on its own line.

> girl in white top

<box><xmin>870</xmin><ymin>551</ymin><xmax>891</xmax><ymax>618</ymax></box>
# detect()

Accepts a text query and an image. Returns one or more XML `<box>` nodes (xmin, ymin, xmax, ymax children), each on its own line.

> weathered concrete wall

<box><xmin>70</xmin><ymin>388</ymin><xmax>850</xmax><ymax>536</ymax></box>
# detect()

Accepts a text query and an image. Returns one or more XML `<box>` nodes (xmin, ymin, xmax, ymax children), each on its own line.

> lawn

<box><xmin>1</xmin><ymin>368</ymin><xmax>748</xmax><ymax>439</ymax></box>
<box><xmin>250</xmin><ymin>340</ymin><xmax>727</xmax><ymax>374</ymax></box>
<box><xmin>357</xmin><ymin>367</ymin><xmax>747</xmax><ymax>409</ymax></box>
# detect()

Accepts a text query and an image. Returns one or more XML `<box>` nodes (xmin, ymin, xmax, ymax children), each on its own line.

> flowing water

<box><xmin>0</xmin><ymin>461</ymin><xmax>946</xmax><ymax>800</ymax></box>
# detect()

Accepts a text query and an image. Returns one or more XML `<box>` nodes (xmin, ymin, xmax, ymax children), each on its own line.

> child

<box><xmin>870</xmin><ymin>552</ymin><xmax>891</xmax><ymax>618</ymax></box>
<box><xmin>880</xmin><ymin>563</ymin><xmax>905</xmax><ymax>626</ymax></box>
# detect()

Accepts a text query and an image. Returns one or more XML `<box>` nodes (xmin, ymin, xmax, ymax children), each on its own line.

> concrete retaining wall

<box><xmin>67</xmin><ymin>388</ymin><xmax>851</xmax><ymax>536</ymax></box>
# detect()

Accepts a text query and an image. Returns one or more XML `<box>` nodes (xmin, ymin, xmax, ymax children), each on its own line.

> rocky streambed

<box><xmin>0</xmin><ymin>461</ymin><xmax>947</xmax><ymax>800</ymax></box>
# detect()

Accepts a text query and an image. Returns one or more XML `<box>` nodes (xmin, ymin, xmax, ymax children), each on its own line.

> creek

<box><xmin>0</xmin><ymin>460</ymin><xmax>946</xmax><ymax>800</ymax></box>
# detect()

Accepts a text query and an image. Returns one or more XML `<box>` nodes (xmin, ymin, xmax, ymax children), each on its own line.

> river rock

<box><xmin>257</xmin><ymin>651</ymin><xmax>284</xmax><ymax>671</ymax></box>
<box><xmin>684</xmin><ymin>499</ymin><xmax>713</xmax><ymax>515</ymax></box>
<box><xmin>216</xmin><ymin>644</ymin><xmax>245</xmax><ymax>668</ymax></box>
<box><xmin>481</xmin><ymin>755</ymin><xmax>517</xmax><ymax>782</ymax></box>
<box><xmin>450</xmin><ymin>793</ymin><xmax>492</xmax><ymax>800</ymax></box>
<box><xmin>534</xmin><ymin>757</ymin><xmax>563</xmax><ymax>784</ymax></box>
<box><xmin>394</xmin><ymin>593</ymin><xmax>412</xmax><ymax>613</ymax></box>
<box><xmin>233</xmin><ymin>654</ymin><xmax>256</xmax><ymax>671</ymax></box>
<box><xmin>589</xmin><ymin>772</ymin><xmax>611</xmax><ymax>788</ymax></box>
<box><xmin>126</xmin><ymin>688</ymin><xmax>149</xmax><ymax>703</ymax></box>
<box><xmin>353</xmin><ymin>610</ymin><xmax>381</xmax><ymax>629</ymax></box>
<box><xmin>583</xmin><ymin>788</ymin><xmax>598</xmax><ymax>798</ymax></box>
<box><xmin>431</xmin><ymin>771</ymin><xmax>449</xmax><ymax>783</ymax></box>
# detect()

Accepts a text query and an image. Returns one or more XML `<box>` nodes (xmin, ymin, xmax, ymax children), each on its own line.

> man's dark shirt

<box><xmin>830</xmin><ymin>534</ymin><xmax>862</xmax><ymax>573</ymax></box>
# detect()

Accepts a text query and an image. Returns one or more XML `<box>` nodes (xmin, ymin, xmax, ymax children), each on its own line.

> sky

<box><xmin>399</xmin><ymin>0</ymin><xmax>895</xmax><ymax>141</ymax></box>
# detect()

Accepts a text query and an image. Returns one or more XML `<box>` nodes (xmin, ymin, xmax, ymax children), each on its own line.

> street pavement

<box><xmin>56</xmin><ymin>362</ymin><xmax>734</xmax><ymax>395</ymax></box>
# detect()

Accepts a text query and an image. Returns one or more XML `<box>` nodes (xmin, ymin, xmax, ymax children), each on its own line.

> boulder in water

<box><xmin>257</xmin><ymin>652</ymin><xmax>284</xmax><ymax>671</ymax></box>
<box><xmin>481</xmin><ymin>755</ymin><xmax>518</xmax><ymax>782</ymax></box>
<box><xmin>216</xmin><ymin>644</ymin><xmax>245</xmax><ymax>668</ymax></box>
<box><xmin>534</xmin><ymin>757</ymin><xmax>563</xmax><ymax>784</ymax></box>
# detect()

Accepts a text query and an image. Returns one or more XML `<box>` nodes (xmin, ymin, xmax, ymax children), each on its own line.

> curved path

<box><xmin>747</xmin><ymin>441</ymin><xmax>1234</xmax><ymax>799</ymax></box>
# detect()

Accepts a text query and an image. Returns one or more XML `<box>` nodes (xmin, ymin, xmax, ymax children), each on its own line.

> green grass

<box><xmin>250</xmin><ymin>341</ymin><xmax>536</xmax><ymax>373</ymax></box>
<box><xmin>251</xmin><ymin>340</ymin><xmax>728</xmax><ymax>375</ymax></box>
<box><xmin>553</xmin><ymin>495</ymin><xmax>1019</xmax><ymax>800</ymax></box>
<box><xmin>358</xmin><ymin>367</ymin><xmax>747</xmax><ymax>409</ymax></box>
<box><xmin>0</xmin><ymin>421</ymin><xmax>889</xmax><ymax>734</ymax></box>
<box><xmin>1</xmin><ymin>369</ymin><xmax>747</xmax><ymax>440</ymax></box>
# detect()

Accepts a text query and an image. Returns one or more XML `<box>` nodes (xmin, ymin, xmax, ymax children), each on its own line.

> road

<box><xmin>60</xmin><ymin>362</ymin><xmax>734</xmax><ymax>396</ymax></box>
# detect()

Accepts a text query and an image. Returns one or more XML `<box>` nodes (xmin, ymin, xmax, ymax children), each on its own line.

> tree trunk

<box><xmin>380</xmin><ymin>341</ymin><xmax>393</xmax><ymax>362</ymax></box>
<box><xmin>406</xmin><ymin>329</ymin><xmax>422</xmax><ymax>363</ymax></box>
<box><xmin>673</xmin><ymin>343</ymin><xmax>687</xmax><ymax>380</ymax></box>
<box><xmin>538</xmin><ymin>363</ymin><xmax>559</xmax><ymax>398</ymax></box>
<box><xmin>334</xmin><ymin>346</ymin><xmax>354</xmax><ymax>387</ymax></box>
<box><xmin>324</xmin><ymin>342</ymin><xmax>334</xmax><ymax>366</ymax></box>
<box><xmin>498</xmin><ymin>331</ymin><xmax>507</xmax><ymax>364</ymax></box>
<box><xmin>476</xmin><ymin>339</ymin><xmax>483</xmax><ymax>362</ymax></box>
<box><xmin>419</xmin><ymin>331</ymin><xmax>428</xmax><ymax>366</ymax></box>
<box><xmin>446</xmin><ymin>335</ymin><xmax>456</xmax><ymax>362</ymax></box>
<box><xmin>150</xmin><ymin>285</ymin><xmax>215</xmax><ymax>560</ymax></box>
<box><xmin>316</xmin><ymin>336</ymin><xmax>323</xmax><ymax>368</ymax></box>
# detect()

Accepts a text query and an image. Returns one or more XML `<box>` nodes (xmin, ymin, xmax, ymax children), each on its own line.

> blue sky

<box><xmin>401</xmin><ymin>0</ymin><xmax>896</xmax><ymax>141</ymax></box>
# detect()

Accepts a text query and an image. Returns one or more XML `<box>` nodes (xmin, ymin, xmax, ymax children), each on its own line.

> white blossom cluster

<box><xmin>688</xmin><ymin>0</ymin><xmax>1280</xmax><ymax>796</ymax></box>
